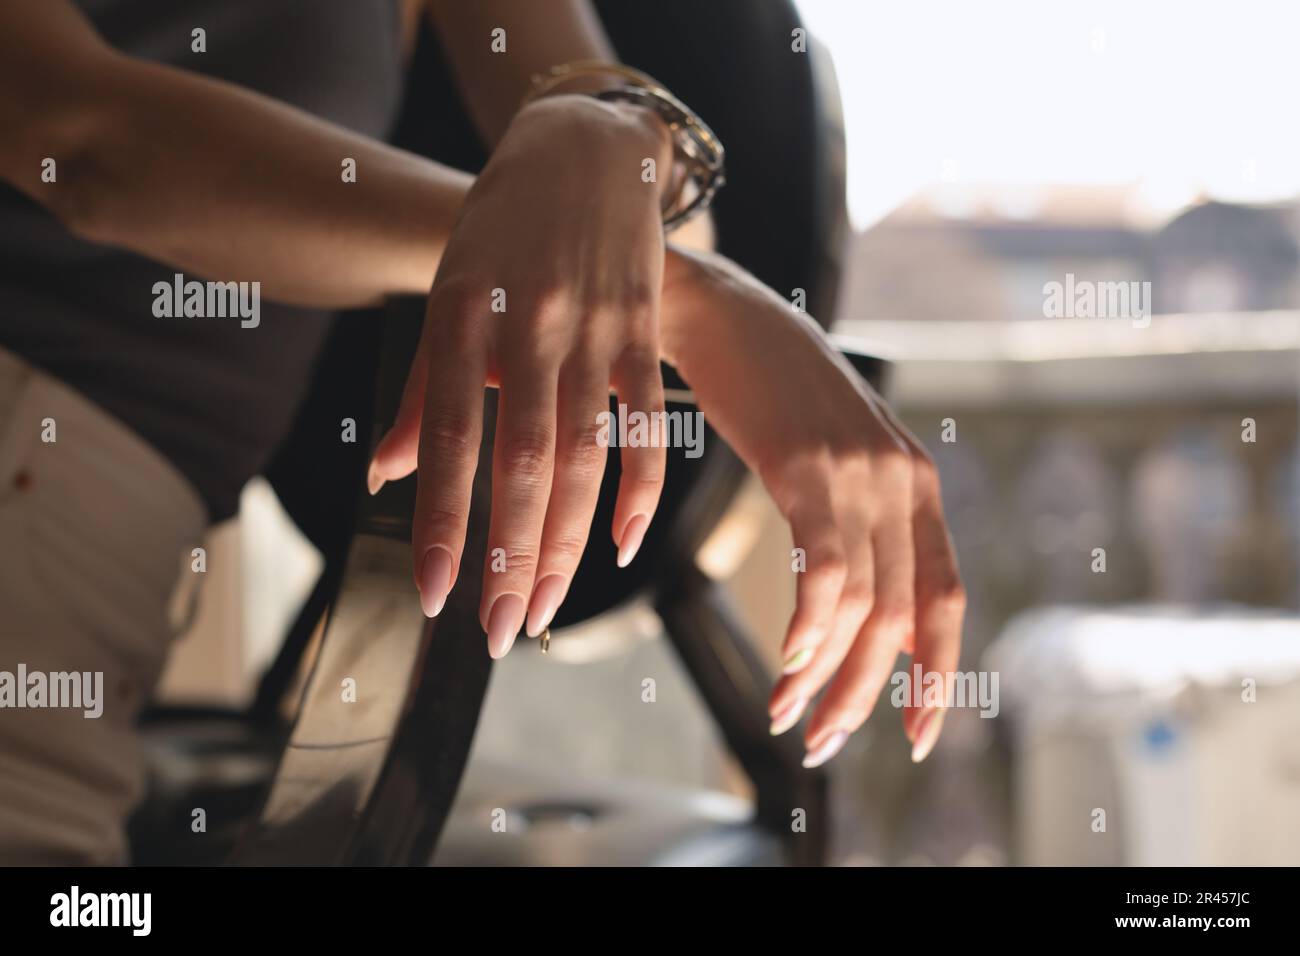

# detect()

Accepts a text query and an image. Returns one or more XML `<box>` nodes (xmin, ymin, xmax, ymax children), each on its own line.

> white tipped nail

<box><xmin>782</xmin><ymin>647</ymin><xmax>813</xmax><ymax>675</ymax></box>
<box><xmin>616</xmin><ymin>514</ymin><xmax>649</xmax><ymax>568</ymax></box>
<box><xmin>911</xmin><ymin>708</ymin><xmax>946</xmax><ymax>764</ymax></box>
<box><xmin>769</xmin><ymin>697</ymin><xmax>807</xmax><ymax>736</ymax></box>
<box><xmin>485</xmin><ymin>593</ymin><xmax>525</xmax><ymax>659</ymax></box>
<box><xmin>802</xmin><ymin>730</ymin><xmax>849</xmax><ymax>769</ymax></box>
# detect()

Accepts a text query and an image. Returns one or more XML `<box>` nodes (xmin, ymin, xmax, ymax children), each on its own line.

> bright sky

<box><xmin>795</xmin><ymin>0</ymin><xmax>1300</xmax><ymax>230</ymax></box>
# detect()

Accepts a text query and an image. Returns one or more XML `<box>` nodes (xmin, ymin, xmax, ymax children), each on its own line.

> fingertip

<box><xmin>485</xmin><ymin>592</ymin><xmax>525</xmax><ymax>659</ymax></box>
<box><xmin>910</xmin><ymin>707</ymin><xmax>946</xmax><ymax>763</ymax></box>
<box><xmin>769</xmin><ymin>697</ymin><xmax>807</xmax><ymax>736</ymax></box>
<box><xmin>418</xmin><ymin>546</ymin><xmax>454</xmax><ymax>618</ymax></box>
<box><xmin>615</xmin><ymin>513</ymin><xmax>649</xmax><ymax>568</ymax></box>
<box><xmin>366</xmin><ymin>459</ymin><xmax>385</xmax><ymax>496</ymax></box>
<box><xmin>802</xmin><ymin>729</ymin><xmax>849</xmax><ymax>769</ymax></box>
<box><xmin>526</xmin><ymin>573</ymin><xmax>567</xmax><ymax>638</ymax></box>
<box><xmin>781</xmin><ymin>610</ymin><xmax>830</xmax><ymax>674</ymax></box>
<box><xmin>781</xmin><ymin>646</ymin><xmax>814</xmax><ymax>675</ymax></box>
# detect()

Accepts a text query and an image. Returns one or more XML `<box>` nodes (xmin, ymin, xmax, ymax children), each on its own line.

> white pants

<box><xmin>0</xmin><ymin>347</ymin><xmax>206</xmax><ymax>864</ymax></box>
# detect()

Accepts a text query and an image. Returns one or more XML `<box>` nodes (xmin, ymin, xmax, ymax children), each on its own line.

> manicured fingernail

<box><xmin>366</xmin><ymin>460</ymin><xmax>385</xmax><ymax>496</ymax></box>
<box><xmin>769</xmin><ymin>697</ymin><xmax>807</xmax><ymax>736</ymax></box>
<box><xmin>526</xmin><ymin>574</ymin><xmax>567</xmax><ymax>638</ymax></box>
<box><xmin>418</xmin><ymin>546</ymin><xmax>453</xmax><ymax>618</ymax></box>
<box><xmin>911</xmin><ymin>707</ymin><xmax>946</xmax><ymax>764</ymax></box>
<box><xmin>802</xmin><ymin>730</ymin><xmax>849</xmax><ymax>769</ymax></box>
<box><xmin>616</xmin><ymin>513</ymin><xmax>649</xmax><ymax>568</ymax></box>
<box><xmin>782</xmin><ymin>647</ymin><xmax>813</xmax><ymax>675</ymax></box>
<box><xmin>485</xmin><ymin>592</ymin><xmax>525</xmax><ymax>659</ymax></box>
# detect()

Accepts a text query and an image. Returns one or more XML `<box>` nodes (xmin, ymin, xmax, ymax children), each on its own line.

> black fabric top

<box><xmin>0</xmin><ymin>0</ymin><xmax>405</xmax><ymax>521</ymax></box>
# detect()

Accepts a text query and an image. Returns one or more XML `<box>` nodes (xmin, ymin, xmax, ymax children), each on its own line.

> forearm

<box><xmin>2</xmin><ymin>0</ymin><xmax>710</xmax><ymax>313</ymax></box>
<box><xmin>18</xmin><ymin>57</ymin><xmax>470</xmax><ymax>309</ymax></box>
<box><xmin>428</xmin><ymin>0</ymin><xmax>619</xmax><ymax>147</ymax></box>
<box><xmin>429</xmin><ymin>0</ymin><xmax>714</xmax><ymax>252</ymax></box>
<box><xmin>661</xmin><ymin>245</ymin><xmax>746</xmax><ymax>372</ymax></box>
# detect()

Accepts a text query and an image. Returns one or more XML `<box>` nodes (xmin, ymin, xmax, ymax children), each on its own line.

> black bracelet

<box><xmin>593</xmin><ymin>85</ymin><xmax>726</xmax><ymax>231</ymax></box>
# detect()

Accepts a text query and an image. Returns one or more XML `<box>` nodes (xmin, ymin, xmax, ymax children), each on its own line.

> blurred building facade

<box><xmin>839</xmin><ymin>184</ymin><xmax>1300</xmax><ymax>323</ymax></box>
<box><xmin>827</xmin><ymin>184</ymin><xmax>1300</xmax><ymax>865</ymax></box>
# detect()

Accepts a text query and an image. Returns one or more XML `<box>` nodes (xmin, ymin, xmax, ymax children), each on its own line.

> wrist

<box><xmin>515</xmin><ymin>61</ymin><xmax>723</xmax><ymax>230</ymax></box>
<box><xmin>513</xmin><ymin>94</ymin><xmax>673</xmax><ymax>188</ymax></box>
<box><xmin>661</xmin><ymin>245</ymin><xmax>719</xmax><ymax>369</ymax></box>
<box><xmin>662</xmin><ymin>245</ymin><xmax>816</xmax><ymax>377</ymax></box>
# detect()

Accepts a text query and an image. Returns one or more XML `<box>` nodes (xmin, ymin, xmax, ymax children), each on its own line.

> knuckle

<box><xmin>557</xmin><ymin>431</ymin><xmax>607</xmax><ymax>472</ymax></box>
<box><xmin>422</xmin><ymin>409</ymin><xmax>478</xmax><ymax>457</ymax></box>
<box><xmin>808</xmin><ymin>550</ymin><xmax>849</xmax><ymax>587</ymax></box>
<box><xmin>619</xmin><ymin>277</ymin><xmax>656</xmax><ymax>314</ymax></box>
<box><xmin>838</xmin><ymin>577</ymin><xmax>876</xmax><ymax>614</ymax></box>
<box><xmin>419</xmin><ymin>504</ymin><xmax>468</xmax><ymax>526</ymax></box>
<box><xmin>432</xmin><ymin>312</ymin><xmax>481</xmax><ymax>356</ymax></box>
<box><xmin>911</xmin><ymin>452</ymin><xmax>942</xmax><ymax>494</ymax></box>
<box><xmin>827</xmin><ymin>439</ymin><xmax>871</xmax><ymax>468</ymax></box>
<box><xmin>614</xmin><ymin>342</ymin><xmax>661</xmax><ymax>381</ymax></box>
<box><xmin>910</xmin><ymin>447</ymin><xmax>937</xmax><ymax>478</ymax></box>
<box><xmin>427</xmin><ymin>283</ymin><xmax>483</xmax><ymax>335</ymax></box>
<box><xmin>413</xmin><ymin>505</ymin><xmax>468</xmax><ymax>548</ymax></box>
<box><xmin>820</xmin><ymin>556</ymin><xmax>851</xmax><ymax>586</ymax></box>
<box><xmin>870</xmin><ymin>603</ymin><xmax>915</xmax><ymax>637</ymax></box>
<box><xmin>499</xmin><ymin>427</ymin><xmax>554</xmax><ymax>480</ymax></box>
<box><xmin>490</xmin><ymin>545</ymin><xmax>539</xmax><ymax>575</ymax></box>
<box><xmin>764</xmin><ymin>453</ymin><xmax>832</xmax><ymax>513</ymax></box>
<box><xmin>502</xmin><ymin>330</ymin><xmax>562</xmax><ymax>372</ymax></box>
<box><xmin>529</xmin><ymin>284</ymin><xmax>572</xmax><ymax>323</ymax></box>
<box><xmin>925</xmin><ymin>579</ymin><xmax>967</xmax><ymax>616</ymax></box>
<box><xmin>427</xmin><ymin>274</ymin><xmax>478</xmax><ymax>311</ymax></box>
<box><xmin>561</xmin><ymin>349</ymin><xmax>609</xmax><ymax>388</ymax></box>
<box><xmin>875</xmin><ymin>443</ymin><xmax>914</xmax><ymax>482</ymax></box>
<box><xmin>623</xmin><ymin>452</ymin><xmax>666</xmax><ymax>486</ymax></box>
<box><xmin>545</xmin><ymin>527</ymin><xmax>590</xmax><ymax>562</ymax></box>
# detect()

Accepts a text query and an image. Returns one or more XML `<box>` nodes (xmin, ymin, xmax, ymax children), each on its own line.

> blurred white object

<box><xmin>985</xmin><ymin>605</ymin><xmax>1300</xmax><ymax>865</ymax></box>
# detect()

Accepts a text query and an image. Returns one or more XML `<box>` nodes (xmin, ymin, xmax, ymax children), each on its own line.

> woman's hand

<box><xmin>368</xmin><ymin>94</ymin><xmax>674</xmax><ymax>658</ymax></box>
<box><xmin>660</xmin><ymin>247</ymin><xmax>967</xmax><ymax>768</ymax></box>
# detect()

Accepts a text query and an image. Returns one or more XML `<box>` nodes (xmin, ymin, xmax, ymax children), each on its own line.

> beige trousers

<box><xmin>0</xmin><ymin>347</ymin><xmax>206</xmax><ymax>864</ymax></box>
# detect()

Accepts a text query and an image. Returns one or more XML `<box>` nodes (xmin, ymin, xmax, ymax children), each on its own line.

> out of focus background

<box><xmin>156</xmin><ymin>0</ymin><xmax>1300</xmax><ymax>865</ymax></box>
<box><xmin>806</xmin><ymin>0</ymin><xmax>1300</xmax><ymax>865</ymax></box>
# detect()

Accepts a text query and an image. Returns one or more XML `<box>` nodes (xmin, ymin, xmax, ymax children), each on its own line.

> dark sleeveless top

<box><xmin>0</xmin><ymin>0</ymin><xmax>405</xmax><ymax>520</ymax></box>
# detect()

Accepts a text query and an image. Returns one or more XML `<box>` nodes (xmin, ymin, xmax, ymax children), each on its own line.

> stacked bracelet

<box><xmin>522</xmin><ymin>60</ymin><xmax>726</xmax><ymax>231</ymax></box>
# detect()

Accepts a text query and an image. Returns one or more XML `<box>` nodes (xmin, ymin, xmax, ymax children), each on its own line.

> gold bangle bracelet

<box><xmin>520</xmin><ymin>59</ymin><xmax>667</xmax><ymax>109</ymax></box>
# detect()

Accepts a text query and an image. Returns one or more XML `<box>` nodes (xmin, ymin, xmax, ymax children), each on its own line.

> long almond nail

<box><xmin>418</xmin><ymin>546</ymin><xmax>453</xmax><ymax>618</ymax></box>
<box><xmin>802</xmin><ymin>730</ymin><xmax>849</xmax><ymax>769</ymax></box>
<box><xmin>616</xmin><ymin>513</ymin><xmax>649</xmax><ymax>568</ymax></box>
<box><xmin>782</xmin><ymin>647</ymin><xmax>814</xmax><ymax>675</ymax></box>
<box><xmin>485</xmin><ymin>592</ymin><xmax>525</xmax><ymax>659</ymax></box>
<box><xmin>769</xmin><ymin>697</ymin><xmax>807</xmax><ymax>736</ymax></box>
<box><xmin>366</xmin><ymin>460</ymin><xmax>385</xmax><ymax>496</ymax></box>
<box><xmin>911</xmin><ymin>707</ymin><xmax>946</xmax><ymax>764</ymax></box>
<box><xmin>526</xmin><ymin>574</ymin><xmax>567</xmax><ymax>638</ymax></box>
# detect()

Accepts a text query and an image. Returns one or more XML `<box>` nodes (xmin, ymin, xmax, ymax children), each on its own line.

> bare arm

<box><xmin>427</xmin><ymin>0</ymin><xmax>714</xmax><ymax>249</ymax></box>
<box><xmin>0</xmin><ymin>0</ymin><xmax>472</xmax><ymax>308</ymax></box>
<box><xmin>428</xmin><ymin>0</ymin><xmax>619</xmax><ymax>147</ymax></box>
